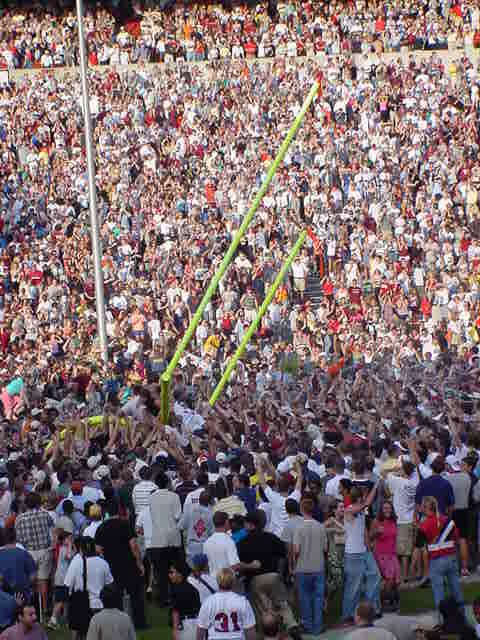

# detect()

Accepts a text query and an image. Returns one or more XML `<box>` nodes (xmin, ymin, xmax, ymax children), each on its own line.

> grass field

<box><xmin>48</xmin><ymin>581</ymin><xmax>480</xmax><ymax>639</ymax></box>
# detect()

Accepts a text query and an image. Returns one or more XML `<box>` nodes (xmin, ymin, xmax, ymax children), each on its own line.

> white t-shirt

<box><xmin>136</xmin><ymin>507</ymin><xmax>153</xmax><ymax>548</ymax></box>
<box><xmin>263</xmin><ymin>486</ymin><xmax>301</xmax><ymax>538</ymax></box>
<box><xmin>386</xmin><ymin>474</ymin><xmax>418</xmax><ymax>524</ymax></box>
<box><xmin>83</xmin><ymin>521</ymin><xmax>102</xmax><ymax>539</ymax></box>
<box><xmin>344</xmin><ymin>510</ymin><xmax>367</xmax><ymax>554</ymax></box>
<box><xmin>197</xmin><ymin>591</ymin><xmax>256</xmax><ymax>640</ymax></box>
<box><xmin>183</xmin><ymin>487</ymin><xmax>204</xmax><ymax>518</ymax></box>
<box><xmin>203</xmin><ymin>532</ymin><xmax>239</xmax><ymax>578</ymax></box>
<box><xmin>64</xmin><ymin>554</ymin><xmax>113</xmax><ymax>610</ymax></box>
<box><xmin>325</xmin><ymin>473</ymin><xmax>350</xmax><ymax>500</ymax></box>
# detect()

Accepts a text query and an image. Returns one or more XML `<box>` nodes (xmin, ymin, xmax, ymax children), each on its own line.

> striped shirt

<box><xmin>132</xmin><ymin>481</ymin><xmax>158</xmax><ymax>516</ymax></box>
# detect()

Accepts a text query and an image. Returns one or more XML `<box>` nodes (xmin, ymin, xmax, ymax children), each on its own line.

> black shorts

<box><xmin>415</xmin><ymin>527</ymin><xmax>428</xmax><ymax>549</ymax></box>
<box><xmin>54</xmin><ymin>586</ymin><xmax>69</xmax><ymax>603</ymax></box>
<box><xmin>453</xmin><ymin>509</ymin><xmax>469</xmax><ymax>539</ymax></box>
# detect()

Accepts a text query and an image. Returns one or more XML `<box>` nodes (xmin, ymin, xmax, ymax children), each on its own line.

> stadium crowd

<box><xmin>1</xmin><ymin>0</ymin><xmax>480</xmax><ymax>69</ymax></box>
<box><xmin>0</xmin><ymin>0</ymin><xmax>478</xmax><ymax>638</ymax></box>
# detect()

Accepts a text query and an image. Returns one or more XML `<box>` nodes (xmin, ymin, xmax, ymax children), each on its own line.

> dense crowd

<box><xmin>1</xmin><ymin>0</ymin><xmax>480</xmax><ymax>69</ymax></box>
<box><xmin>1</xmin><ymin>53</ymin><xmax>480</xmax><ymax>393</ymax></box>
<box><xmin>0</xmin><ymin>0</ymin><xmax>479</xmax><ymax>638</ymax></box>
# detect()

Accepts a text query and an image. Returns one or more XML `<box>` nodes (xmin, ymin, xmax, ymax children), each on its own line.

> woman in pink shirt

<box><xmin>371</xmin><ymin>501</ymin><xmax>401</xmax><ymax>612</ymax></box>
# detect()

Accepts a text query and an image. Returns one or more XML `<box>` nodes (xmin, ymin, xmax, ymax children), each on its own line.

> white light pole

<box><xmin>75</xmin><ymin>0</ymin><xmax>108</xmax><ymax>363</ymax></box>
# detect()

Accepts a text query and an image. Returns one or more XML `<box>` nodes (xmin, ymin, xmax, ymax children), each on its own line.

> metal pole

<box><xmin>76</xmin><ymin>0</ymin><xmax>108</xmax><ymax>363</ymax></box>
<box><xmin>209</xmin><ymin>230</ymin><xmax>307</xmax><ymax>406</ymax></box>
<box><xmin>161</xmin><ymin>81</ymin><xmax>319</xmax><ymax>415</ymax></box>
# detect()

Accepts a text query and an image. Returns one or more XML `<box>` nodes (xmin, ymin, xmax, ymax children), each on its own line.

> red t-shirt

<box><xmin>29</xmin><ymin>270</ymin><xmax>43</xmax><ymax>285</ymax></box>
<box><xmin>348</xmin><ymin>286</ymin><xmax>362</xmax><ymax>305</ymax></box>
<box><xmin>419</xmin><ymin>514</ymin><xmax>458</xmax><ymax>559</ymax></box>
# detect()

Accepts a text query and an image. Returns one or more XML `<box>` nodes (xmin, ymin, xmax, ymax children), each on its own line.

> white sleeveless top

<box><xmin>344</xmin><ymin>509</ymin><xmax>367</xmax><ymax>554</ymax></box>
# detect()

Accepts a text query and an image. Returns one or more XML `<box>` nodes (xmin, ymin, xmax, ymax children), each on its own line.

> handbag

<box><xmin>68</xmin><ymin>555</ymin><xmax>92</xmax><ymax>633</ymax></box>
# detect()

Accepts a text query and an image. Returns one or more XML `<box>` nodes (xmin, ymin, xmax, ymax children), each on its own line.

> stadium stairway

<box><xmin>305</xmin><ymin>273</ymin><xmax>323</xmax><ymax>310</ymax></box>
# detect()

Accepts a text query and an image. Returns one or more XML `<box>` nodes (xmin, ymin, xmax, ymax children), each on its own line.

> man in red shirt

<box><xmin>418</xmin><ymin>496</ymin><xmax>464</xmax><ymax>611</ymax></box>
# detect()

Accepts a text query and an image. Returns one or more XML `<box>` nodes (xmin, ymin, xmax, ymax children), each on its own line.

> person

<box><xmin>415</xmin><ymin>457</ymin><xmax>455</xmax><ymax>517</ymax></box>
<box><xmin>169</xmin><ymin>563</ymin><xmax>201</xmax><ymax>640</ymax></box>
<box><xmin>86</xmin><ymin>583</ymin><xmax>136</xmax><ymax>640</ymax></box>
<box><xmin>94</xmin><ymin>502</ymin><xmax>147</xmax><ymax>629</ymax></box>
<box><xmin>212</xmin><ymin>480</ymin><xmax>247</xmax><ymax>518</ymax></box>
<box><xmin>82</xmin><ymin>505</ymin><xmax>104</xmax><ymax>539</ymax></box>
<box><xmin>131</xmin><ymin>466</ymin><xmax>157</xmax><ymax>517</ymax></box>
<box><xmin>0</xmin><ymin>528</ymin><xmax>36</xmax><ymax>601</ymax></box>
<box><xmin>178</xmin><ymin>490</ymin><xmax>214</xmax><ymax>568</ymax></box>
<box><xmin>281</xmin><ymin>499</ymin><xmax>305</xmax><ymax>577</ymax></box>
<box><xmin>135</xmin><ymin>503</ymin><xmax>154</xmax><ymax>599</ymax></box>
<box><xmin>255</xmin><ymin>458</ymin><xmax>302</xmax><ymax>538</ymax></box>
<box><xmin>14</xmin><ymin>493</ymin><xmax>54</xmax><ymax>614</ymax></box>
<box><xmin>196</xmin><ymin>568</ymin><xmax>256</xmax><ymax>640</ymax></box>
<box><xmin>203</xmin><ymin>512</ymin><xmax>240</xmax><ymax>579</ymax></box>
<box><xmin>292</xmin><ymin>497</ymin><xmax>328</xmax><ymax>636</ymax></box>
<box><xmin>64</xmin><ymin>537</ymin><xmax>113</xmax><ymax>617</ymax></box>
<box><xmin>323</xmin><ymin>500</ymin><xmax>345</xmax><ymax>601</ymax></box>
<box><xmin>370</xmin><ymin>501</ymin><xmax>401</xmax><ymax>612</ymax></box>
<box><xmin>187</xmin><ymin>554</ymin><xmax>218</xmax><ymax>605</ymax></box>
<box><xmin>344</xmin><ymin>602</ymin><xmax>396</xmax><ymax>640</ymax></box>
<box><xmin>384</xmin><ymin>458</ymin><xmax>418</xmax><ymax>584</ymax></box>
<box><xmin>0</xmin><ymin>604</ymin><xmax>48</xmax><ymax>640</ymax></box>
<box><xmin>0</xmin><ymin>577</ymin><xmax>21</xmax><ymax>632</ymax></box>
<box><xmin>342</xmin><ymin>483</ymin><xmax>381</xmax><ymax>623</ymax></box>
<box><xmin>417</xmin><ymin>496</ymin><xmax>464</xmax><ymax>611</ymax></box>
<box><xmin>48</xmin><ymin>519</ymin><xmax>74</xmax><ymax>629</ymax></box>
<box><xmin>445</xmin><ymin>457</ymin><xmax>472</xmax><ymax>576</ymax></box>
<box><xmin>148</xmin><ymin>471</ymin><xmax>182</xmax><ymax>606</ymax></box>
<box><xmin>429</xmin><ymin>597</ymin><xmax>477</xmax><ymax>640</ymax></box>
<box><xmin>237</xmin><ymin>510</ymin><xmax>299</xmax><ymax>638</ymax></box>
<box><xmin>262</xmin><ymin>612</ymin><xmax>289</xmax><ymax>640</ymax></box>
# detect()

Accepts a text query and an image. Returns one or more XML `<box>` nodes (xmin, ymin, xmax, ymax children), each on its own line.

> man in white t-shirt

<box><xmin>196</xmin><ymin>568</ymin><xmax>256</xmax><ymax>640</ymax></box>
<box><xmin>325</xmin><ymin>459</ymin><xmax>351</xmax><ymax>500</ymax></box>
<box><xmin>385</xmin><ymin>459</ymin><xmax>418</xmax><ymax>583</ymax></box>
<box><xmin>203</xmin><ymin>512</ymin><xmax>260</xmax><ymax>580</ymax></box>
<box><xmin>182</xmin><ymin>473</ymin><xmax>209</xmax><ymax>519</ymax></box>
<box><xmin>343</xmin><ymin>482</ymin><xmax>381</xmax><ymax>623</ymax></box>
<box><xmin>291</xmin><ymin>255</ymin><xmax>308</xmax><ymax>301</ymax></box>
<box><xmin>256</xmin><ymin>458</ymin><xmax>302</xmax><ymax>538</ymax></box>
<box><xmin>203</xmin><ymin>512</ymin><xmax>241</xmax><ymax>579</ymax></box>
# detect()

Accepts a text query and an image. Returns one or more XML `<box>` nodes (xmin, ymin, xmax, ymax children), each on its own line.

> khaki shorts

<box><xmin>294</xmin><ymin>277</ymin><xmax>306</xmax><ymax>292</ymax></box>
<box><xmin>30</xmin><ymin>548</ymin><xmax>53</xmax><ymax>581</ymax></box>
<box><xmin>397</xmin><ymin>523</ymin><xmax>414</xmax><ymax>557</ymax></box>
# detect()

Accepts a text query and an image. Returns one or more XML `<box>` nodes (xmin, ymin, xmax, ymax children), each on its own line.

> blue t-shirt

<box><xmin>0</xmin><ymin>591</ymin><xmax>16</xmax><ymax>628</ymax></box>
<box><xmin>415</xmin><ymin>475</ymin><xmax>455</xmax><ymax>515</ymax></box>
<box><xmin>0</xmin><ymin>547</ymin><xmax>36</xmax><ymax>594</ymax></box>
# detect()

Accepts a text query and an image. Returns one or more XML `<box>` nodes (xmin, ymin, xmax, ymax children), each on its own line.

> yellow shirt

<box><xmin>204</xmin><ymin>335</ymin><xmax>220</xmax><ymax>355</ymax></box>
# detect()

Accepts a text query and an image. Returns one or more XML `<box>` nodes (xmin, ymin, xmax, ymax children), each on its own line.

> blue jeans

<box><xmin>429</xmin><ymin>554</ymin><xmax>464</xmax><ymax>610</ymax></box>
<box><xmin>296</xmin><ymin>572</ymin><xmax>325</xmax><ymax>634</ymax></box>
<box><xmin>342</xmin><ymin>552</ymin><xmax>381</xmax><ymax>621</ymax></box>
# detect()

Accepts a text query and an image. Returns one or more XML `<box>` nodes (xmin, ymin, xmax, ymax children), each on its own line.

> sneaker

<box><xmin>47</xmin><ymin>619</ymin><xmax>59</xmax><ymax>630</ymax></box>
<box><xmin>419</xmin><ymin>577</ymin><xmax>431</xmax><ymax>588</ymax></box>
